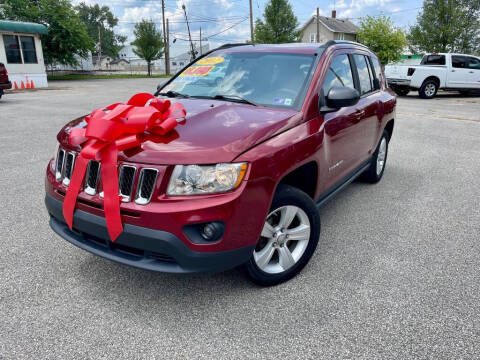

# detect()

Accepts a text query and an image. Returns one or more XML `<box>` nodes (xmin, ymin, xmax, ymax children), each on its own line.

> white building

<box><xmin>0</xmin><ymin>20</ymin><xmax>48</xmax><ymax>88</ymax></box>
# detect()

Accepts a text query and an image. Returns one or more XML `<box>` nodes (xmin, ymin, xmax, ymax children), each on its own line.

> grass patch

<box><xmin>48</xmin><ymin>74</ymin><xmax>171</xmax><ymax>81</ymax></box>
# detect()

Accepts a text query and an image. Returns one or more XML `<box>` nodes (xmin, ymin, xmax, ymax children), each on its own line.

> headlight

<box><xmin>167</xmin><ymin>163</ymin><xmax>248</xmax><ymax>195</ymax></box>
<box><xmin>51</xmin><ymin>142</ymin><xmax>60</xmax><ymax>172</ymax></box>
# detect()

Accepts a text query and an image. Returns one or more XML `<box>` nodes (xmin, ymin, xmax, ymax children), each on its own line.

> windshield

<box><xmin>161</xmin><ymin>51</ymin><xmax>316</xmax><ymax>108</ymax></box>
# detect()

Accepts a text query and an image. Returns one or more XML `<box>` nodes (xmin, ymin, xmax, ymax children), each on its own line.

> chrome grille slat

<box><xmin>62</xmin><ymin>152</ymin><xmax>76</xmax><ymax>187</ymax></box>
<box><xmin>55</xmin><ymin>149</ymin><xmax>65</xmax><ymax>181</ymax></box>
<box><xmin>135</xmin><ymin>168</ymin><xmax>158</xmax><ymax>205</ymax></box>
<box><xmin>85</xmin><ymin>161</ymin><xmax>100</xmax><ymax>195</ymax></box>
<box><xmin>118</xmin><ymin>165</ymin><xmax>137</xmax><ymax>202</ymax></box>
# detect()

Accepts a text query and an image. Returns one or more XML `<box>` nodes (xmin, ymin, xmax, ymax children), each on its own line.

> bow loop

<box><xmin>63</xmin><ymin>93</ymin><xmax>187</xmax><ymax>242</ymax></box>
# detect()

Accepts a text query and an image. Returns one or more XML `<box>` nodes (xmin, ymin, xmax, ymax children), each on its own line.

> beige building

<box><xmin>0</xmin><ymin>20</ymin><xmax>48</xmax><ymax>88</ymax></box>
<box><xmin>300</xmin><ymin>11</ymin><xmax>359</xmax><ymax>43</ymax></box>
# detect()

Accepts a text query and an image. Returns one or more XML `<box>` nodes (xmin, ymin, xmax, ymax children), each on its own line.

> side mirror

<box><xmin>322</xmin><ymin>86</ymin><xmax>360</xmax><ymax>112</ymax></box>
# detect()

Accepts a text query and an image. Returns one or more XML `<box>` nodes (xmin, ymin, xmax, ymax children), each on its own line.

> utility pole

<box><xmin>316</xmin><ymin>7</ymin><xmax>320</xmax><ymax>43</ymax></box>
<box><xmin>97</xmin><ymin>25</ymin><xmax>102</xmax><ymax>70</ymax></box>
<box><xmin>166</xmin><ymin>18</ymin><xmax>170</xmax><ymax>75</ymax></box>
<box><xmin>249</xmin><ymin>0</ymin><xmax>254</xmax><ymax>42</ymax></box>
<box><xmin>199</xmin><ymin>27</ymin><xmax>202</xmax><ymax>55</ymax></box>
<box><xmin>182</xmin><ymin>4</ymin><xmax>196</xmax><ymax>61</ymax></box>
<box><xmin>161</xmin><ymin>0</ymin><xmax>170</xmax><ymax>75</ymax></box>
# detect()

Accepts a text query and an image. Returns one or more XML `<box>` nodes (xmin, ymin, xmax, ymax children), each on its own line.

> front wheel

<box><xmin>245</xmin><ymin>184</ymin><xmax>320</xmax><ymax>286</ymax></box>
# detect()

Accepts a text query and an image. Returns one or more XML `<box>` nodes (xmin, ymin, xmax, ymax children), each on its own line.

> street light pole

<box><xmin>249</xmin><ymin>0</ymin><xmax>254</xmax><ymax>42</ymax></box>
<box><xmin>161</xmin><ymin>0</ymin><xmax>170</xmax><ymax>75</ymax></box>
<box><xmin>182</xmin><ymin>4</ymin><xmax>196</xmax><ymax>61</ymax></box>
<box><xmin>166</xmin><ymin>18</ymin><xmax>170</xmax><ymax>75</ymax></box>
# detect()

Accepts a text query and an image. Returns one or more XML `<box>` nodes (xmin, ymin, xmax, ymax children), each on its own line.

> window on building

<box><xmin>3</xmin><ymin>35</ymin><xmax>22</xmax><ymax>64</ymax></box>
<box><xmin>353</xmin><ymin>54</ymin><xmax>373</xmax><ymax>95</ymax></box>
<box><xmin>20</xmin><ymin>36</ymin><xmax>38</xmax><ymax>63</ymax></box>
<box><xmin>310</xmin><ymin>33</ymin><xmax>316</xmax><ymax>43</ymax></box>
<box><xmin>2</xmin><ymin>35</ymin><xmax>38</xmax><ymax>64</ymax></box>
<box><xmin>322</xmin><ymin>54</ymin><xmax>355</xmax><ymax>96</ymax></box>
<box><xmin>338</xmin><ymin>33</ymin><xmax>345</xmax><ymax>40</ymax></box>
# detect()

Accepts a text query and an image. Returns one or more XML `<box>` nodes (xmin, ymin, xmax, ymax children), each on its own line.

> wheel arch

<box><xmin>422</xmin><ymin>76</ymin><xmax>441</xmax><ymax>88</ymax></box>
<box><xmin>277</xmin><ymin>161</ymin><xmax>318</xmax><ymax>199</ymax></box>
<box><xmin>384</xmin><ymin>119</ymin><xmax>394</xmax><ymax>142</ymax></box>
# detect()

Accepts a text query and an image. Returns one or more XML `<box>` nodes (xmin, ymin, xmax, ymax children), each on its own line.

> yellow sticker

<box><xmin>196</xmin><ymin>57</ymin><xmax>224</xmax><ymax>65</ymax></box>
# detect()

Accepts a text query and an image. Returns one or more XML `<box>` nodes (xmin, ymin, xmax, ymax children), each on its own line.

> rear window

<box><xmin>421</xmin><ymin>55</ymin><xmax>446</xmax><ymax>65</ymax></box>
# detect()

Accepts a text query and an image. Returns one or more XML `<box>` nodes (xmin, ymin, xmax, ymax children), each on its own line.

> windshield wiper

<box><xmin>157</xmin><ymin>90</ymin><xmax>190</xmax><ymax>98</ymax></box>
<box><xmin>213</xmin><ymin>94</ymin><xmax>258</xmax><ymax>106</ymax></box>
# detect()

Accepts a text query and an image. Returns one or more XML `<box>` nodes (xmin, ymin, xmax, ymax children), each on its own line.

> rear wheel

<box><xmin>361</xmin><ymin>130</ymin><xmax>389</xmax><ymax>183</ymax></box>
<box><xmin>392</xmin><ymin>86</ymin><xmax>410</xmax><ymax>97</ymax></box>
<box><xmin>419</xmin><ymin>79</ymin><xmax>438</xmax><ymax>99</ymax></box>
<box><xmin>245</xmin><ymin>184</ymin><xmax>320</xmax><ymax>286</ymax></box>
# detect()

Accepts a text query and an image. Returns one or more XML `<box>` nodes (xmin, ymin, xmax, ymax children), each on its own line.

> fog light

<box><xmin>201</xmin><ymin>223</ymin><xmax>218</xmax><ymax>240</ymax></box>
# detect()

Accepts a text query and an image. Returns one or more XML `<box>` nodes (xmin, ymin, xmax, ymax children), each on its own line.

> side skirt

<box><xmin>316</xmin><ymin>158</ymin><xmax>371</xmax><ymax>208</ymax></box>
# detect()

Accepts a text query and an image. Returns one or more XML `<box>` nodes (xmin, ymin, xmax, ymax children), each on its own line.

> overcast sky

<box><xmin>73</xmin><ymin>0</ymin><xmax>423</xmax><ymax>56</ymax></box>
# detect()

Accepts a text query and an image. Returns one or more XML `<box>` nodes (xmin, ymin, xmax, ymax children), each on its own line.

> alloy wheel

<box><xmin>376</xmin><ymin>137</ymin><xmax>387</xmax><ymax>175</ymax></box>
<box><xmin>253</xmin><ymin>205</ymin><xmax>311</xmax><ymax>274</ymax></box>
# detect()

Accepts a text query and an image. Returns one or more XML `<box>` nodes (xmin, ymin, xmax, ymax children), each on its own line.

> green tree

<box><xmin>76</xmin><ymin>3</ymin><xmax>127</xmax><ymax>58</ymax></box>
<box><xmin>408</xmin><ymin>0</ymin><xmax>480</xmax><ymax>53</ymax></box>
<box><xmin>131</xmin><ymin>20</ymin><xmax>164</xmax><ymax>76</ymax></box>
<box><xmin>357</xmin><ymin>15</ymin><xmax>407</xmax><ymax>66</ymax></box>
<box><xmin>254</xmin><ymin>0</ymin><xmax>300</xmax><ymax>43</ymax></box>
<box><xmin>0</xmin><ymin>0</ymin><xmax>94</xmax><ymax>66</ymax></box>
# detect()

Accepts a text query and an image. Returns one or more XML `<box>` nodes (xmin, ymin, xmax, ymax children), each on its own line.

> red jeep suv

<box><xmin>45</xmin><ymin>41</ymin><xmax>396</xmax><ymax>285</ymax></box>
<box><xmin>0</xmin><ymin>63</ymin><xmax>12</xmax><ymax>99</ymax></box>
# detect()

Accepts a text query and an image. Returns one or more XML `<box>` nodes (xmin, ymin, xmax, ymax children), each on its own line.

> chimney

<box><xmin>332</xmin><ymin>9</ymin><xmax>337</xmax><ymax>18</ymax></box>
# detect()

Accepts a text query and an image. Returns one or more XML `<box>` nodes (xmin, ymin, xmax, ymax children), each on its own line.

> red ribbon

<box><xmin>62</xmin><ymin>93</ymin><xmax>186</xmax><ymax>242</ymax></box>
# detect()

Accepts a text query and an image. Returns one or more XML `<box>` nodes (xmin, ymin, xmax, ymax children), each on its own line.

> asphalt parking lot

<box><xmin>0</xmin><ymin>79</ymin><xmax>479</xmax><ymax>359</ymax></box>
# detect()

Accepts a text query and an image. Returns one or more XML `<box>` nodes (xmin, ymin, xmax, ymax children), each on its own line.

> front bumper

<box><xmin>45</xmin><ymin>194</ymin><xmax>255</xmax><ymax>273</ymax></box>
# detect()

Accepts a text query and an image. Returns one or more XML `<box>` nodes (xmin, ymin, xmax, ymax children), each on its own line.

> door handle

<box><xmin>355</xmin><ymin>110</ymin><xmax>365</xmax><ymax>119</ymax></box>
<box><xmin>451</xmin><ymin>70</ymin><xmax>456</xmax><ymax>72</ymax></box>
<box><xmin>470</xmin><ymin>71</ymin><xmax>475</xmax><ymax>74</ymax></box>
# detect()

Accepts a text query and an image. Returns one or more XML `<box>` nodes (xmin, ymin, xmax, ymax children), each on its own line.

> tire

<box><xmin>245</xmin><ymin>184</ymin><xmax>321</xmax><ymax>286</ymax></box>
<box><xmin>392</xmin><ymin>86</ymin><xmax>410</xmax><ymax>97</ymax></box>
<box><xmin>419</xmin><ymin>79</ymin><xmax>438</xmax><ymax>99</ymax></box>
<box><xmin>361</xmin><ymin>130</ymin><xmax>389</xmax><ymax>183</ymax></box>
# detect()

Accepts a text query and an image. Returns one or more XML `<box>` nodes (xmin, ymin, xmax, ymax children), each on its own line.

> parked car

<box><xmin>386</xmin><ymin>53</ymin><xmax>480</xmax><ymax>99</ymax></box>
<box><xmin>0</xmin><ymin>63</ymin><xmax>12</xmax><ymax>99</ymax></box>
<box><xmin>45</xmin><ymin>41</ymin><xmax>396</xmax><ymax>286</ymax></box>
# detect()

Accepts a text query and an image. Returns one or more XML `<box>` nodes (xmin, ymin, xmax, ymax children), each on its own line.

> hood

<box><xmin>58</xmin><ymin>98</ymin><xmax>302</xmax><ymax>164</ymax></box>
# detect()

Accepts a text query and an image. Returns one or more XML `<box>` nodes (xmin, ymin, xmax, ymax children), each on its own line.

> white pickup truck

<box><xmin>385</xmin><ymin>53</ymin><xmax>480</xmax><ymax>99</ymax></box>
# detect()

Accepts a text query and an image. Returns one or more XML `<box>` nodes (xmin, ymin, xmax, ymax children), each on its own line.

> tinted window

<box><xmin>468</xmin><ymin>57</ymin><xmax>480</xmax><ymax>70</ymax></box>
<box><xmin>370</xmin><ymin>56</ymin><xmax>384</xmax><ymax>88</ymax></box>
<box><xmin>3</xmin><ymin>35</ymin><xmax>22</xmax><ymax>64</ymax></box>
<box><xmin>452</xmin><ymin>56</ymin><xmax>468</xmax><ymax>68</ymax></box>
<box><xmin>20</xmin><ymin>36</ymin><xmax>37</xmax><ymax>64</ymax></box>
<box><xmin>163</xmin><ymin>52</ymin><xmax>316</xmax><ymax>108</ymax></box>
<box><xmin>354</xmin><ymin>54</ymin><xmax>373</xmax><ymax>95</ymax></box>
<box><xmin>322</xmin><ymin>54</ymin><xmax>355</xmax><ymax>96</ymax></box>
<box><xmin>421</xmin><ymin>55</ymin><xmax>446</xmax><ymax>65</ymax></box>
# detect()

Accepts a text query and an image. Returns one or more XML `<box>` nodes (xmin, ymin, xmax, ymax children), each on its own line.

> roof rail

<box><xmin>323</xmin><ymin>40</ymin><xmax>370</xmax><ymax>50</ymax></box>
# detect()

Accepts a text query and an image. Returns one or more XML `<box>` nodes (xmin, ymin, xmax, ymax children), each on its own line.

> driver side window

<box><xmin>322</xmin><ymin>54</ymin><xmax>355</xmax><ymax>97</ymax></box>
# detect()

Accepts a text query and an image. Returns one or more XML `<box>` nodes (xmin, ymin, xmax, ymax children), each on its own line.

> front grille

<box><xmin>85</xmin><ymin>161</ymin><xmax>100</xmax><ymax>195</ymax></box>
<box><xmin>62</xmin><ymin>152</ymin><xmax>75</xmax><ymax>186</ymax></box>
<box><xmin>54</xmin><ymin>148</ymin><xmax>159</xmax><ymax>206</ymax></box>
<box><xmin>55</xmin><ymin>149</ymin><xmax>65</xmax><ymax>181</ymax></box>
<box><xmin>118</xmin><ymin>165</ymin><xmax>136</xmax><ymax>202</ymax></box>
<box><xmin>135</xmin><ymin>169</ymin><xmax>158</xmax><ymax>205</ymax></box>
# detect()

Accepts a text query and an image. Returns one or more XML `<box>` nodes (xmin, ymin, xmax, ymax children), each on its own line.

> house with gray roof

<box><xmin>300</xmin><ymin>11</ymin><xmax>359</xmax><ymax>43</ymax></box>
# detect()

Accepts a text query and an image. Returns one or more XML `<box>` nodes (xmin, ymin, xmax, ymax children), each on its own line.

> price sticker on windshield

<box><xmin>180</xmin><ymin>66</ymin><xmax>215</xmax><ymax>77</ymax></box>
<box><xmin>197</xmin><ymin>57</ymin><xmax>225</xmax><ymax>65</ymax></box>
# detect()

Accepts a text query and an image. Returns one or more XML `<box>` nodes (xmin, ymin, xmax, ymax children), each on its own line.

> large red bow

<box><xmin>62</xmin><ymin>93</ymin><xmax>186</xmax><ymax>242</ymax></box>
